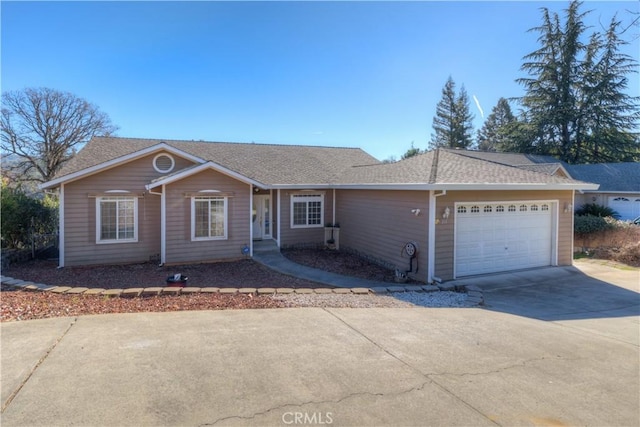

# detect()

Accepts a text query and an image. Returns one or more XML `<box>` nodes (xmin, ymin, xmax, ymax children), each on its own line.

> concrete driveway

<box><xmin>1</xmin><ymin>261</ymin><xmax>638</xmax><ymax>426</ymax></box>
<box><xmin>452</xmin><ymin>259</ymin><xmax>640</xmax><ymax>345</ymax></box>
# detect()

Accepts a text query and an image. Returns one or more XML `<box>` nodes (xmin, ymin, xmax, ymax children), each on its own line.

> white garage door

<box><xmin>455</xmin><ymin>202</ymin><xmax>554</xmax><ymax>277</ymax></box>
<box><xmin>608</xmin><ymin>196</ymin><xmax>640</xmax><ymax>221</ymax></box>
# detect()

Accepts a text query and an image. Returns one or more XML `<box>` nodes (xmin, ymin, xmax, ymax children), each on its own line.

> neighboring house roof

<box><xmin>565</xmin><ymin>163</ymin><xmax>640</xmax><ymax>193</ymax></box>
<box><xmin>441</xmin><ymin>149</ymin><xmax>561</xmax><ymax>166</ymax></box>
<box><xmin>40</xmin><ymin>136</ymin><xmax>598</xmax><ymax>191</ymax></box>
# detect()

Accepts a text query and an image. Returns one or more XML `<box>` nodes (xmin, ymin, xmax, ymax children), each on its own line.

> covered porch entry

<box><xmin>252</xmin><ymin>194</ymin><xmax>272</xmax><ymax>240</ymax></box>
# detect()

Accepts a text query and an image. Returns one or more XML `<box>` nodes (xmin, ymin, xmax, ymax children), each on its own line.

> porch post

<box><xmin>249</xmin><ymin>185</ymin><xmax>254</xmax><ymax>256</ymax></box>
<box><xmin>58</xmin><ymin>184</ymin><xmax>65</xmax><ymax>268</ymax></box>
<box><xmin>332</xmin><ymin>188</ymin><xmax>336</xmax><ymax>225</ymax></box>
<box><xmin>277</xmin><ymin>189</ymin><xmax>281</xmax><ymax>248</ymax></box>
<box><xmin>160</xmin><ymin>184</ymin><xmax>166</xmax><ymax>265</ymax></box>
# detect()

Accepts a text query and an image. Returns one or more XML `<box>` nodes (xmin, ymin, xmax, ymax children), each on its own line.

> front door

<box><xmin>252</xmin><ymin>195</ymin><xmax>271</xmax><ymax>240</ymax></box>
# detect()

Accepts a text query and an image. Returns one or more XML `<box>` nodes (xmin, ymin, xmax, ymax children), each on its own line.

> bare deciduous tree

<box><xmin>1</xmin><ymin>87</ymin><xmax>118</xmax><ymax>183</ymax></box>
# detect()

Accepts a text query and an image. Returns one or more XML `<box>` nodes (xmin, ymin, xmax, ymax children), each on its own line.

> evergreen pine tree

<box><xmin>477</xmin><ymin>98</ymin><xmax>517</xmax><ymax>152</ymax></box>
<box><xmin>516</xmin><ymin>0</ymin><xmax>639</xmax><ymax>163</ymax></box>
<box><xmin>430</xmin><ymin>77</ymin><xmax>474</xmax><ymax>149</ymax></box>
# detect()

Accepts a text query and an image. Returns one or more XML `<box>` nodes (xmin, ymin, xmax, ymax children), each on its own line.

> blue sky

<box><xmin>2</xmin><ymin>1</ymin><xmax>638</xmax><ymax>161</ymax></box>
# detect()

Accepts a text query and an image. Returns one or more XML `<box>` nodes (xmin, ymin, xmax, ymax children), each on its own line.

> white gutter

<box><xmin>146</xmin><ymin>161</ymin><xmax>264</xmax><ymax>190</ymax></box>
<box><xmin>268</xmin><ymin>183</ymin><xmax>599</xmax><ymax>191</ymax></box>
<box><xmin>427</xmin><ymin>190</ymin><xmax>447</xmax><ymax>284</ymax></box>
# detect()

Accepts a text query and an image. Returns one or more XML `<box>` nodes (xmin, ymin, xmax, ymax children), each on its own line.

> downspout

<box><xmin>428</xmin><ymin>189</ymin><xmax>447</xmax><ymax>284</ymax></box>
<box><xmin>58</xmin><ymin>184</ymin><xmax>65</xmax><ymax>268</ymax></box>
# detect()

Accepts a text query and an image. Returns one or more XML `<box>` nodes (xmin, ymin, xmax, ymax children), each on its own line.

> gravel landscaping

<box><xmin>273</xmin><ymin>291</ymin><xmax>468</xmax><ymax>308</ymax></box>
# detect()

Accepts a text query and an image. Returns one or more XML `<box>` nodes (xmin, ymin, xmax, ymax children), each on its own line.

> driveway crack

<box><xmin>1</xmin><ymin>317</ymin><xmax>78</xmax><ymax>413</ymax></box>
<box><xmin>321</xmin><ymin>308</ymin><xmax>501</xmax><ymax>426</ymax></box>
<box><xmin>201</xmin><ymin>380</ymin><xmax>432</xmax><ymax>426</ymax></box>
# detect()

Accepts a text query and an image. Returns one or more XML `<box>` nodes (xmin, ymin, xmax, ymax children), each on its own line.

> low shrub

<box><xmin>574</xmin><ymin>215</ymin><xmax>613</xmax><ymax>235</ymax></box>
<box><xmin>575</xmin><ymin>203</ymin><xmax>620</xmax><ymax>219</ymax></box>
<box><xmin>575</xmin><ymin>216</ymin><xmax>640</xmax><ymax>266</ymax></box>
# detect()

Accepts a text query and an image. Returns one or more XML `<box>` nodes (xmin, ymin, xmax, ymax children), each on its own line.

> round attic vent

<box><xmin>153</xmin><ymin>153</ymin><xmax>175</xmax><ymax>173</ymax></box>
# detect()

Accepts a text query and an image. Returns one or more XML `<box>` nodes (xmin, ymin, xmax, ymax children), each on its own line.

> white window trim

<box><xmin>153</xmin><ymin>153</ymin><xmax>175</xmax><ymax>173</ymax></box>
<box><xmin>95</xmin><ymin>196</ymin><xmax>138</xmax><ymax>244</ymax></box>
<box><xmin>191</xmin><ymin>196</ymin><xmax>228</xmax><ymax>241</ymax></box>
<box><xmin>290</xmin><ymin>192</ymin><xmax>325</xmax><ymax>229</ymax></box>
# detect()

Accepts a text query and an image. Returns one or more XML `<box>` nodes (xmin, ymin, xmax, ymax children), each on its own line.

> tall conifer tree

<box><xmin>430</xmin><ymin>77</ymin><xmax>474</xmax><ymax>149</ymax></box>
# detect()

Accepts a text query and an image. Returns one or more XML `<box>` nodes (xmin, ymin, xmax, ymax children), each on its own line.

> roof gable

<box><xmin>40</xmin><ymin>142</ymin><xmax>204</xmax><ymax>189</ymax></box>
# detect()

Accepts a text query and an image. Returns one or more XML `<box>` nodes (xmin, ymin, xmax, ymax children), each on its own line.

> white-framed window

<box><xmin>191</xmin><ymin>196</ymin><xmax>228</xmax><ymax>240</ymax></box>
<box><xmin>291</xmin><ymin>193</ymin><xmax>324</xmax><ymax>228</ymax></box>
<box><xmin>96</xmin><ymin>196</ymin><xmax>138</xmax><ymax>243</ymax></box>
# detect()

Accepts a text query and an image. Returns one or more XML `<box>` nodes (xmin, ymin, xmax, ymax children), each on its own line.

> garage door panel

<box><xmin>608</xmin><ymin>196</ymin><xmax>640</xmax><ymax>221</ymax></box>
<box><xmin>455</xmin><ymin>202</ymin><xmax>554</xmax><ymax>277</ymax></box>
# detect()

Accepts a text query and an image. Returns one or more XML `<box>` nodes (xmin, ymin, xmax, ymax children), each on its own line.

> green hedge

<box><xmin>1</xmin><ymin>184</ymin><xmax>57</xmax><ymax>249</ymax></box>
<box><xmin>574</xmin><ymin>215</ymin><xmax>614</xmax><ymax>235</ymax></box>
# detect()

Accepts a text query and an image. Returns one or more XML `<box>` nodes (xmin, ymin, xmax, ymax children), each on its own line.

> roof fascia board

<box><xmin>39</xmin><ymin>143</ymin><xmax>205</xmax><ymax>189</ymax></box>
<box><xmin>580</xmin><ymin>190</ymin><xmax>640</xmax><ymax>194</ymax></box>
<box><xmin>270</xmin><ymin>184</ymin><xmax>435</xmax><ymax>191</ymax></box>
<box><xmin>146</xmin><ymin>161</ymin><xmax>263</xmax><ymax>190</ymax></box>
<box><xmin>272</xmin><ymin>183</ymin><xmax>599</xmax><ymax>191</ymax></box>
<box><xmin>431</xmin><ymin>183</ymin><xmax>600</xmax><ymax>191</ymax></box>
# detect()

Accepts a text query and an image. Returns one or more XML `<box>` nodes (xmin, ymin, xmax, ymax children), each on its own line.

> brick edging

<box><xmin>0</xmin><ymin>276</ymin><xmax>484</xmax><ymax>306</ymax></box>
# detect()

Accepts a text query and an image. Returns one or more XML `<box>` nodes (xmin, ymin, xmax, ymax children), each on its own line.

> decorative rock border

<box><xmin>0</xmin><ymin>276</ymin><xmax>484</xmax><ymax>305</ymax></box>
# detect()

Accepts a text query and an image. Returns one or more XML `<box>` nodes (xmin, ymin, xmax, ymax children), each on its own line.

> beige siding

<box><xmin>280</xmin><ymin>190</ymin><xmax>334</xmax><ymax>247</ymax></box>
<box><xmin>63</xmin><ymin>152</ymin><xmax>195</xmax><ymax>266</ymax></box>
<box><xmin>335</xmin><ymin>190</ymin><xmax>429</xmax><ymax>281</ymax></box>
<box><xmin>165</xmin><ymin>169</ymin><xmax>250</xmax><ymax>264</ymax></box>
<box><xmin>434</xmin><ymin>190</ymin><xmax>574</xmax><ymax>281</ymax></box>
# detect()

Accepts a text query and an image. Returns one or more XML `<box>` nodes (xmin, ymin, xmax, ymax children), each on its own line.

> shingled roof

<box><xmin>55</xmin><ymin>136</ymin><xmax>379</xmax><ymax>186</ymax></box>
<box><xmin>565</xmin><ymin>163</ymin><xmax>640</xmax><ymax>193</ymax></box>
<box><xmin>336</xmin><ymin>149</ymin><xmax>589</xmax><ymax>187</ymax></box>
<box><xmin>43</xmin><ymin>136</ymin><xmax>597</xmax><ymax>190</ymax></box>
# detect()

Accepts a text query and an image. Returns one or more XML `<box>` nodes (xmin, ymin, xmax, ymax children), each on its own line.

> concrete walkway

<box><xmin>252</xmin><ymin>240</ymin><xmax>404</xmax><ymax>289</ymax></box>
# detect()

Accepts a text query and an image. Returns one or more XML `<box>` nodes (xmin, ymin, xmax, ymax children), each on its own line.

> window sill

<box><xmin>96</xmin><ymin>239</ymin><xmax>138</xmax><ymax>245</ymax></box>
<box><xmin>191</xmin><ymin>236</ymin><xmax>228</xmax><ymax>242</ymax></box>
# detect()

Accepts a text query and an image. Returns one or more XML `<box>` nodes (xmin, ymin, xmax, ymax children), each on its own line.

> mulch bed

<box><xmin>281</xmin><ymin>248</ymin><xmax>419</xmax><ymax>283</ymax></box>
<box><xmin>1</xmin><ymin>248</ymin><xmax>413</xmax><ymax>322</ymax></box>
<box><xmin>0</xmin><ymin>291</ymin><xmax>288</xmax><ymax>322</ymax></box>
<box><xmin>3</xmin><ymin>258</ymin><xmax>322</xmax><ymax>290</ymax></box>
